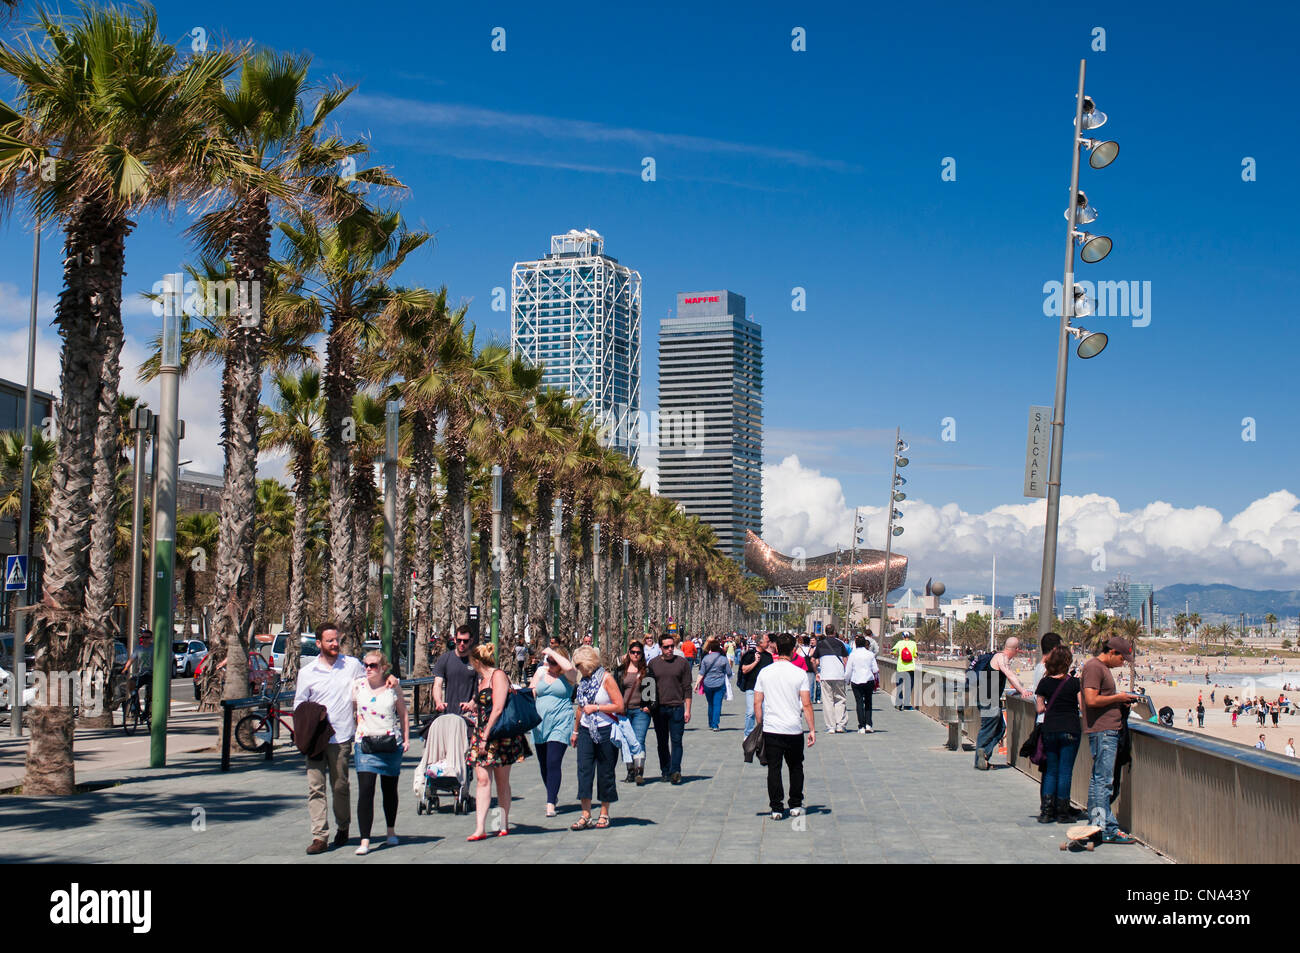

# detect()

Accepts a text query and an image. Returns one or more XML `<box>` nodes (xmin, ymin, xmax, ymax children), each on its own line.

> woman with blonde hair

<box><xmin>569</xmin><ymin>645</ymin><xmax>624</xmax><ymax>829</ymax></box>
<box><xmin>352</xmin><ymin>650</ymin><xmax>409</xmax><ymax>855</ymax></box>
<box><xmin>466</xmin><ymin>643</ymin><xmax>531</xmax><ymax>841</ymax></box>
<box><xmin>530</xmin><ymin>643</ymin><xmax>579</xmax><ymax>817</ymax></box>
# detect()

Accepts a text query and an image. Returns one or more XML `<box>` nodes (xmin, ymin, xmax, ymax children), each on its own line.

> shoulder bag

<box><xmin>1020</xmin><ymin>676</ymin><xmax>1071</xmax><ymax>766</ymax></box>
<box><xmin>488</xmin><ymin>687</ymin><xmax>542</xmax><ymax>740</ymax></box>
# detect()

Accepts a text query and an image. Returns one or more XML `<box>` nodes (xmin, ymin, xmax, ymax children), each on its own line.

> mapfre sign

<box><xmin>683</xmin><ymin>296</ymin><xmax>719</xmax><ymax>304</ymax></box>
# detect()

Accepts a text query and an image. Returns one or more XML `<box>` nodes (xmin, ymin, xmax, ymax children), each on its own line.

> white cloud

<box><xmin>761</xmin><ymin>454</ymin><xmax>1300</xmax><ymax>594</ymax></box>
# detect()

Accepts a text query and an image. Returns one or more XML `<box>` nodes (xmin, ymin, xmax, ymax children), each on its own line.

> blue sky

<box><xmin>1</xmin><ymin>0</ymin><xmax>1297</xmax><ymax>592</ymax></box>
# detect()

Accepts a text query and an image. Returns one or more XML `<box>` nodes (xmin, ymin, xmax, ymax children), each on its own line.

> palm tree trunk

<box><xmin>207</xmin><ymin>198</ymin><xmax>270</xmax><ymax>713</ymax></box>
<box><xmin>442</xmin><ymin>425</ymin><xmax>469</xmax><ymax>643</ymax></box>
<box><xmin>411</xmin><ymin>414</ymin><xmax>436</xmax><ymax>698</ymax></box>
<box><xmin>80</xmin><ymin>332</ymin><xmax>124</xmax><ymax>729</ymax></box>
<box><xmin>498</xmin><ymin>471</ymin><xmax>516</xmax><ymax>642</ymax></box>
<box><xmin>476</xmin><ymin>524</ymin><xmax>490</xmax><ymax>624</ymax></box>
<box><xmin>350</xmin><ymin>451</ymin><xmax>377</xmax><ymax>652</ymax></box>
<box><xmin>325</xmin><ymin>319</ymin><xmax>357</xmax><ymax>652</ymax></box>
<box><xmin>576</xmin><ymin>507</ymin><xmax>593</xmax><ymax>642</ymax></box>
<box><xmin>393</xmin><ymin>463</ymin><xmax>410</xmax><ymax>672</ymax></box>
<box><xmin>286</xmin><ymin>441</ymin><xmax>311</xmax><ymax>642</ymax></box>
<box><xmin>527</xmin><ymin>482</ymin><xmax>554</xmax><ymax>638</ymax></box>
<box><xmin>26</xmin><ymin>199</ymin><xmax>130</xmax><ymax>794</ymax></box>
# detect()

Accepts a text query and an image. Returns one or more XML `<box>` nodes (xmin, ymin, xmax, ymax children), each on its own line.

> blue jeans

<box><xmin>704</xmin><ymin>684</ymin><xmax>725</xmax><ymax>729</ymax></box>
<box><xmin>652</xmin><ymin>704</ymin><xmax>686</xmax><ymax>776</ymax></box>
<box><xmin>626</xmin><ymin>708</ymin><xmax>651</xmax><ymax>759</ymax></box>
<box><xmin>1040</xmin><ymin>729</ymin><xmax>1080</xmax><ymax>800</ymax></box>
<box><xmin>744</xmin><ymin>689</ymin><xmax>757</xmax><ymax>737</ymax></box>
<box><xmin>1087</xmin><ymin>729</ymin><xmax>1121</xmax><ymax>837</ymax></box>
<box><xmin>976</xmin><ymin>710</ymin><xmax>1004</xmax><ymax>765</ymax></box>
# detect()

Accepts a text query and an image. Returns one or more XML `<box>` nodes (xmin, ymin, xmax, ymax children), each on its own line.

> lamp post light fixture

<box><xmin>382</xmin><ymin>401</ymin><xmax>399</xmax><ymax>667</ymax></box>
<box><xmin>879</xmin><ymin>430</ymin><xmax>908</xmax><ymax>642</ymax></box>
<box><xmin>1038</xmin><ymin>59</ymin><xmax>1121</xmax><ymax>639</ymax></box>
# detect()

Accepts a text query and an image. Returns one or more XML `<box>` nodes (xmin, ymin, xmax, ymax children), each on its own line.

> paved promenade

<box><xmin>0</xmin><ymin>690</ymin><xmax>1166</xmax><ymax>864</ymax></box>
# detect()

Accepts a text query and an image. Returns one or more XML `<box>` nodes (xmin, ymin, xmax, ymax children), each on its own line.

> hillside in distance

<box><xmin>1154</xmin><ymin>584</ymin><xmax>1300</xmax><ymax>619</ymax></box>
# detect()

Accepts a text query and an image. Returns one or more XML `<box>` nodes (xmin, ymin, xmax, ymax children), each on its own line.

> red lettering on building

<box><xmin>683</xmin><ymin>295</ymin><xmax>719</xmax><ymax>304</ymax></box>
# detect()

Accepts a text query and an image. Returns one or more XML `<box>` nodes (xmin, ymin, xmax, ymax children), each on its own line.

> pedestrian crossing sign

<box><xmin>5</xmin><ymin>554</ymin><xmax>28</xmax><ymax>592</ymax></box>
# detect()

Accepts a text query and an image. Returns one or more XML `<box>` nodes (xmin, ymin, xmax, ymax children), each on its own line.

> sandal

<box><xmin>595</xmin><ymin>815</ymin><xmax>610</xmax><ymax>829</ymax></box>
<box><xmin>570</xmin><ymin>814</ymin><xmax>594</xmax><ymax>831</ymax></box>
<box><xmin>466</xmin><ymin>833</ymin><xmax>489</xmax><ymax>842</ymax></box>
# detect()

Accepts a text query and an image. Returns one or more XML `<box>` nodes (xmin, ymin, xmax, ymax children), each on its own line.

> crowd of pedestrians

<box><xmin>285</xmin><ymin>625</ymin><xmax>903</xmax><ymax>854</ymax></box>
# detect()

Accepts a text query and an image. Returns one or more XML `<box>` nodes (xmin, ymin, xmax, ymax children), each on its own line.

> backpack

<box><xmin>967</xmin><ymin>652</ymin><xmax>994</xmax><ymax>674</ymax></box>
<box><xmin>966</xmin><ymin>652</ymin><xmax>1003</xmax><ymax>706</ymax></box>
<box><xmin>900</xmin><ymin>645</ymin><xmax>913</xmax><ymax>664</ymax></box>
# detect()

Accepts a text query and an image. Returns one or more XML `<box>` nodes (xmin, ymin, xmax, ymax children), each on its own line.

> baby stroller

<box><xmin>414</xmin><ymin>713</ymin><xmax>473</xmax><ymax>815</ymax></box>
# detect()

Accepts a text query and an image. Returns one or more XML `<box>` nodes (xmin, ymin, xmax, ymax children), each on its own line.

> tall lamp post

<box><xmin>621</xmin><ymin>538</ymin><xmax>630</xmax><ymax>651</ymax></box>
<box><xmin>551</xmin><ymin>497</ymin><xmax>561</xmax><ymax>642</ymax></box>
<box><xmin>8</xmin><ymin>221</ymin><xmax>39</xmax><ymax>739</ymax></box>
<box><xmin>879</xmin><ymin>429</ymin><xmax>908</xmax><ymax>642</ymax></box>
<box><xmin>490</xmin><ymin>464</ymin><xmax>502</xmax><ymax>655</ymax></box>
<box><xmin>381</xmin><ymin>401</ymin><xmax>399</xmax><ymax>667</ymax></box>
<box><xmin>126</xmin><ymin>406</ymin><xmax>153</xmax><ymax>659</ymax></box>
<box><xmin>149</xmin><ymin>285</ymin><xmax>184</xmax><ymax>767</ymax></box>
<box><xmin>1037</xmin><ymin>59</ymin><xmax>1120</xmax><ymax>638</ymax></box>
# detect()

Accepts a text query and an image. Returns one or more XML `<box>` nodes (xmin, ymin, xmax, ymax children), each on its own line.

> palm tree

<box><xmin>176</xmin><ymin>512</ymin><xmax>220</xmax><ymax>644</ymax></box>
<box><xmin>253</xmin><ymin>478</ymin><xmax>293</xmax><ymax>635</ymax></box>
<box><xmin>277</xmin><ymin>207</ymin><xmax>428</xmax><ymax>653</ymax></box>
<box><xmin>187</xmin><ymin>51</ymin><xmax>397</xmax><ymax>710</ymax></box>
<box><xmin>1265</xmin><ymin>613</ymin><xmax>1278</xmax><ymax>642</ymax></box>
<box><xmin>915</xmin><ymin>618</ymin><xmax>942</xmax><ymax>653</ymax></box>
<box><xmin>259</xmin><ymin>367</ymin><xmax>323</xmax><ymax>652</ymax></box>
<box><xmin>0</xmin><ymin>429</ymin><xmax>55</xmax><ymax>533</ymax></box>
<box><xmin>523</xmin><ymin>390</ymin><xmax>579</xmax><ymax>641</ymax></box>
<box><xmin>0</xmin><ymin>7</ymin><xmax>241</xmax><ymax>793</ymax></box>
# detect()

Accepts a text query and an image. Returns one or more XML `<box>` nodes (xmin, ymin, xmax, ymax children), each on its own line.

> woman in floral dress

<box><xmin>466</xmin><ymin>643</ymin><xmax>531</xmax><ymax>841</ymax></box>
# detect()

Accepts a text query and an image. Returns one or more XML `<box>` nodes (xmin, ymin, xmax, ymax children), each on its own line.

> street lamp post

<box><xmin>879</xmin><ymin>429</ymin><xmax>908</xmax><ymax>643</ymax></box>
<box><xmin>621</xmin><ymin>538</ymin><xmax>630</xmax><ymax>651</ymax></box>
<box><xmin>381</xmin><ymin>401</ymin><xmax>399</xmax><ymax>667</ymax></box>
<box><xmin>490</xmin><ymin>464</ymin><xmax>502</xmax><ymax>655</ymax></box>
<box><xmin>1038</xmin><ymin>59</ymin><xmax>1119</xmax><ymax>638</ymax></box>
<box><xmin>126</xmin><ymin>406</ymin><xmax>153</xmax><ymax>662</ymax></box>
<box><xmin>551</xmin><ymin>497</ymin><xmax>561</xmax><ymax>642</ymax></box>
<box><xmin>9</xmin><ymin>221</ymin><xmax>39</xmax><ymax>739</ymax></box>
<box><xmin>149</xmin><ymin>287</ymin><xmax>184</xmax><ymax>767</ymax></box>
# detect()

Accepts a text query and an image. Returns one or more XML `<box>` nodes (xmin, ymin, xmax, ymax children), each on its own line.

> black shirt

<box><xmin>1035</xmin><ymin>675</ymin><xmax>1081</xmax><ymax>734</ymax></box>
<box><xmin>433</xmin><ymin>651</ymin><xmax>477</xmax><ymax>713</ymax></box>
<box><xmin>738</xmin><ymin>649</ymin><xmax>773</xmax><ymax>692</ymax></box>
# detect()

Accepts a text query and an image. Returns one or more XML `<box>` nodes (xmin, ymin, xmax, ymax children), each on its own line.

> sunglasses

<box><xmin>364</xmin><ymin>663</ymin><xmax>381</xmax><ymax>670</ymax></box>
<box><xmin>629</xmin><ymin>650</ymin><xmax>643</xmax><ymax>655</ymax></box>
<box><xmin>454</xmin><ymin>638</ymin><xmax>471</xmax><ymax>644</ymax></box>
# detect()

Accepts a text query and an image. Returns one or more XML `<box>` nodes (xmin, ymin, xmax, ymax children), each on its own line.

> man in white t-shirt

<box><xmin>294</xmin><ymin>623</ymin><xmax>396</xmax><ymax>854</ymax></box>
<box><xmin>754</xmin><ymin>633</ymin><xmax>816</xmax><ymax>821</ymax></box>
<box><xmin>812</xmin><ymin>624</ymin><xmax>850</xmax><ymax>733</ymax></box>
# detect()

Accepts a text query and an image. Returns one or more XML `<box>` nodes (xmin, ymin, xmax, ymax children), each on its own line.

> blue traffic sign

<box><xmin>5</xmin><ymin>554</ymin><xmax>28</xmax><ymax>592</ymax></box>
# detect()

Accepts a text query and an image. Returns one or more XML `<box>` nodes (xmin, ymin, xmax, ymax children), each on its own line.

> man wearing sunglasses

<box><xmin>647</xmin><ymin>633</ymin><xmax>693</xmax><ymax>784</ymax></box>
<box><xmin>434</xmin><ymin>625</ymin><xmax>478</xmax><ymax>718</ymax></box>
<box><xmin>295</xmin><ymin>623</ymin><xmax>399</xmax><ymax>855</ymax></box>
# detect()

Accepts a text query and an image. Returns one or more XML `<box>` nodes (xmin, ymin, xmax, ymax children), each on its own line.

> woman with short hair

<box><xmin>569</xmin><ymin>646</ymin><xmax>624</xmax><ymax>829</ymax></box>
<box><xmin>696</xmin><ymin>637</ymin><xmax>733</xmax><ymax>731</ymax></box>
<box><xmin>466</xmin><ymin>643</ymin><xmax>531</xmax><ymax>841</ymax></box>
<box><xmin>352</xmin><ymin>650</ymin><xmax>409</xmax><ymax>855</ymax></box>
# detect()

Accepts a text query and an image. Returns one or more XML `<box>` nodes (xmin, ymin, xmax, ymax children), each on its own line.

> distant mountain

<box><xmin>1154</xmin><ymin>584</ymin><xmax>1300</xmax><ymax>620</ymax></box>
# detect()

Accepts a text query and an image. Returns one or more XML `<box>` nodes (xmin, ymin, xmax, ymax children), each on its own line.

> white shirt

<box><xmin>643</xmin><ymin>642</ymin><xmax>662</xmax><ymax>663</ymax></box>
<box><xmin>294</xmin><ymin>654</ymin><xmax>366</xmax><ymax>744</ymax></box>
<box><xmin>1287</xmin><ymin>744</ymin><xmax>1295</xmax><ymax>758</ymax></box>
<box><xmin>1031</xmin><ymin>662</ymin><xmax>1047</xmax><ymax>724</ymax></box>
<box><xmin>755</xmin><ymin>659</ymin><xmax>811</xmax><ymax>735</ymax></box>
<box><xmin>845</xmin><ymin>648</ymin><xmax>878</xmax><ymax>685</ymax></box>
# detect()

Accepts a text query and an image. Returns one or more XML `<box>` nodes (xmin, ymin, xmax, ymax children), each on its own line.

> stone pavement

<box><xmin>0</xmin><ymin>688</ymin><xmax>1167</xmax><ymax>864</ymax></box>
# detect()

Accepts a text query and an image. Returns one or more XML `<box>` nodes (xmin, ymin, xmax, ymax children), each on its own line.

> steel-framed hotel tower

<box><xmin>511</xmin><ymin>229</ymin><xmax>642</xmax><ymax>464</ymax></box>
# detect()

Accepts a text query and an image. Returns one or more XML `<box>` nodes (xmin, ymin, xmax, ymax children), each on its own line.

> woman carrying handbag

<box><xmin>352</xmin><ymin>650</ymin><xmax>410</xmax><ymax>855</ymax></box>
<box><xmin>1033</xmin><ymin>646</ymin><xmax>1083</xmax><ymax>824</ymax></box>
<box><xmin>466</xmin><ymin>644</ymin><xmax>532</xmax><ymax>841</ymax></box>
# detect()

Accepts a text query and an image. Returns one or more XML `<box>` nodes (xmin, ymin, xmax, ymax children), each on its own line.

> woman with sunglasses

<box><xmin>466</xmin><ymin>644</ymin><xmax>531</xmax><ymax>841</ymax></box>
<box><xmin>530</xmin><ymin>644</ymin><xmax>579</xmax><ymax>817</ymax></box>
<box><xmin>615</xmin><ymin>641</ymin><xmax>652</xmax><ymax>785</ymax></box>
<box><xmin>351</xmin><ymin>650</ymin><xmax>409</xmax><ymax>855</ymax></box>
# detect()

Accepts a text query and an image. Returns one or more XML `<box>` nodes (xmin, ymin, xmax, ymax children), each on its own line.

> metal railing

<box><xmin>219</xmin><ymin>675</ymin><xmax>440</xmax><ymax>772</ymax></box>
<box><xmin>1003</xmin><ymin>694</ymin><xmax>1300</xmax><ymax>864</ymax></box>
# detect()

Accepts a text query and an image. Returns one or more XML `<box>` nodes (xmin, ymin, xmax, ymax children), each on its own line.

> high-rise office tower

<box><xmin>511</xmin><ymin>229</ymin><xmax>642</xmax><ymax>463</ymax></box>
<box><xmin>658</xmin><ymin>291</ymin><xmax>762</xmax><ymax>560</ymax></box>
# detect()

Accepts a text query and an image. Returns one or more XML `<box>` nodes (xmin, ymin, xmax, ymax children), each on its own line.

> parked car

<box><xmin>192</xmin><ymin>652</ymin><xmax>275</xmax><ymax>701</ymax></box>
<box><xmin>270</xmin><ymin>633</ymin><xmax>318</xmax><ymax>673</ymax></box>
<box><xmin>173</xmin><ymin>639</ymin><xmax>208</xmax><ymax>677</ymax></box>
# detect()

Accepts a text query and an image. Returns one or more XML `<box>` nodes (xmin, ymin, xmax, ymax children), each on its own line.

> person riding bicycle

<box><xmin>129</xmin><ymin>628</ymin><xmax>154</xmax><ymax>719</ymax></box>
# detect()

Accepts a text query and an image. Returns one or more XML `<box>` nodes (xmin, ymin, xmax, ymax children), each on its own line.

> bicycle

<box><xmin>234</xmin><ymin>676</ymin><xmax>296</xmax><ymax>753</ymax></box>
<box><xmin>117</xmin><ymin>674</ymin><xmax>151</xmax><ymax>736</ymax></box>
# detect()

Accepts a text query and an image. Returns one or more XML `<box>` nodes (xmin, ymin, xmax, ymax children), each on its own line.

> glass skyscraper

<box><xmin>511</xmin><ymin>229</ymin><xmax>642</xmax><ymax>463</ymax></box>
<box><xmin>657</xmin><ymin>291</ymin><xmax>762</xmax><ymax>560</ymax></box>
